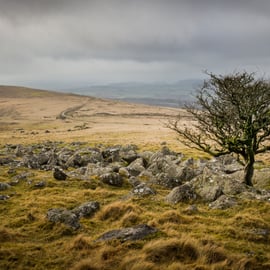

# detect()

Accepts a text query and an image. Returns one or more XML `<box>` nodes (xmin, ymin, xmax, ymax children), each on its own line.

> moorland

<box><xmin>0</xmin><ymin>86</ymin><xmax>269</xmax><ymax>270</ymax></box>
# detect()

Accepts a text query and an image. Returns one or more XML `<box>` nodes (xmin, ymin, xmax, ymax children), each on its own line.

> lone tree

<box><xmin>168</xmin><ymin>71</ymin><xmax>270</xmax><ymax>186</ymax></box>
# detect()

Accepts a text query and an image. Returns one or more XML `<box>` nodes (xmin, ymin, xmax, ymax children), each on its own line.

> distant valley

<box><xmin>59</xmin><ymin>79</ymin><xmax>202</xmax><ymax>107</ymax></box>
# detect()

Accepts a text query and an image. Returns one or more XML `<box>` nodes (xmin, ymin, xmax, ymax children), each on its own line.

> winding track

<box><xmin>57</xmin><ymin>104</ymin><xmax>86</xmax><ymax>120</ymax></box>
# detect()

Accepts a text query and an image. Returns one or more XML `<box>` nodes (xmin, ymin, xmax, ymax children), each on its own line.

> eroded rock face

<box><xmin>96</xmin><ymin>224</ymin><xmax>158</xmax><ymax>242</ymax></box>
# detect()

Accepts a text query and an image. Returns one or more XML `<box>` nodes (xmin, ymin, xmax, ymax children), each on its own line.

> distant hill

<box><xmin>60</xmin><ymin>79</ymin><xmax>202</xmax><ymax>107</ymax></box>
<box><xmin>0</xmin><ymin>85</ymin><xmax>71</xmax><ymax>98</ymax></box>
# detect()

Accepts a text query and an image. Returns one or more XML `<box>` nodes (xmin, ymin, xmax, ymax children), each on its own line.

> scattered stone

<box><xmin>0</xmin><ymin>157</ymin><xmax>13</xmax><ymax>165</ymax></box>
<box><xmin>132</xmin><ymin>183</ymin><xmax>156</xmax><ymax>196</ymax></box>
<box><xmin>96</xmin><ymin>224</ymin><xmax>158</xmax><ymax>242</ymax></box>
<box><xmin>46</xmin><ymin>208</ymin><xmax>80</xmax><ymax>230</ymax></box>
<box><xmin>7</xmin><ymin>168</ymin><xmax>16</xmax><ymax>175</ymax></box>
<box><xmin>0</xmin><ymin>195</ymin><xmax>10</xmax><ymax>200</ymax></box>
<box><xmin>53</xmin><ymin>167</ymin><xmax>67</xmax><ymax>181</ymax></box>
<box><xmin>0</xmin><ymin>182</ymin><xmax>11</xmax><ymax>191</ymax></box>
<box><xmin>119</xmin><ymin>167</ymin><xmax>130</xmax><ymax>178</ymax></box>
<box><xmin>209</xmin><ymin>195</ymin><xmax>237</xmax><ymax>210</ymax></box>
<box><xmin>71</xmin><ymin>201</ymin><xmax>100</xmax><ymax>218</ymax></box>
<box><xmin>100</xmin><ymin>172</ymin><xmax>123</xmax><ymax>187</ymax></box>
<box><xmin>183</xmin><ymin>204</ymin><xmax>199</xmax><ymax>215</ymax></box>
<box><xmin>165</xmin><ymin>183</ymin><xmax>196</xmax><ymax>204</ymax></box>
<box><xmin>127</xmin><ymin>158</ymin><xmax>146</xmax><ymax>176</ymax></box>
<box><xmin>128</xmin><ymin>176</ymin><xmax>141</xmax><ymax>187</ymax></box>
<box><xmin>190</xmin><ymin>168</ymin><xmax>224</xmax><ymax>202</ymax></box>
<box><xmin>33</xmin><ymin>181</ymin><xmax>46</xmax><ymax>188</ymax></box>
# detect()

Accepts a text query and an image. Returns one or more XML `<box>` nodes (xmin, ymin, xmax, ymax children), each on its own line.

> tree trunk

<box><xmin>244</xmin><ymin>156</ymin><xmax>254</xmax><ymax>186</ymax></box>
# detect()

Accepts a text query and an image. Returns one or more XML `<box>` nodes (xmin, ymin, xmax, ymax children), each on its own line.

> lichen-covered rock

<box><xmin>71</xmin><ymin>201</ymin><xmax>100</xmax><ymax>218</ymax></box>
<box><xmin>46</xmin><ymin>208</ymin><xmax>80</xmax><ymax>230</ymax></box>
<box><xmin>66</xmin><ymin>149</ymin><xmax>103</xmax><ymax>168</ymax></box>
<box><xmin>127</xmin><ymin>158</ymin><xmax>146</xmax><ymax>176</ymax></box>
<box><xmin>132</xmin><ymin>183</ymin><xmax>156</xmax><ymax>196</ymax></box>
<box><xmin>165</xmin><ymin>183</ymin><xmax>196</xmax><ymax>204</ymax></box>
<box><xmin>209</xmin><ymin>195</ymin><xmax>237</xmax><ymax>209</ymax></box>
<box><xmin>100</xmin><ymin>172</ymin><xmax>123</xmax><ymax>187</ymax></box>
<box><xmin>96</xmin><ymin>224</ymin><xmax>158</xmax><ymax>242</ymax></box>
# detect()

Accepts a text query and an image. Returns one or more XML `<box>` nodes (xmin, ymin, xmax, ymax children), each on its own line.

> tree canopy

<box><xmin>168</xmin><ymin>71</ymin><xmax>270</xmax><ymax>186</ymax></box>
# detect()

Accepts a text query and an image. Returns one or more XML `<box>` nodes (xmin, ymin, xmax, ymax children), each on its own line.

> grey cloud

<box><xmin>1</xmin><ymin>0</ymin><xmax>270</xmax><ymax>87</ymax></box>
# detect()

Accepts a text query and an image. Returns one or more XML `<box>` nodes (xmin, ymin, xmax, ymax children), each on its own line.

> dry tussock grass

<box><xmin>97</xmin><ymin>201</ymin><xmax>142</xmax><ymax>221</ymax></box>
<box><xmin>143</xmin><ymin>237</ymin><xmax>199</xmax><ymax>264</ymax></box>
<box><xmin>1</xmin><ymin>88</ymin><xmax>270</xmax><ymax>269</ymax></box>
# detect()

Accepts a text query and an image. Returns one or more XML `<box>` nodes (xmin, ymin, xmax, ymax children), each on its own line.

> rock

<box><xmin>102</xmin><ymin>147</ymin><xmax>120</xmax><ymax>162</ymax></box>
<box><xmin>182</xmin><ymin>205</ymin><xmax>199</xmax><ymax>215</ymax></box>
<box><xmin>66</xmin><ymin>149</ymin><xmax>103</xmax><ymax>168</ymax></box>
<box><xmin>206</xmin><ymin>154</ymin><xmax>243</xmax><ymax>174</ymax></box>
<box><xmin>33</xmin><ymin>181</ymin><xmax>46</xmax><ymax>188</ymax></box>
<box><xmin>0</xmin><ymin>182</ymin><xmax>11</xmax><ymax>191</ymax></box>
<box><xmin>132</xmin><ymin>183</ymin><xmax>156</xmax><ymax>196</ymax></box>
<box><xmin>127</xmin><ymin>158</ymin><xmax>146</xmax><ymax>176</ymax></box>
<box><xmin>128</xmin><ymin>176</ymin><xmax>141</xmax><ymax>187</ymax></box>
<box><xmin>209</xmin><ymin>195</ymin><xmax>237</xmax><ymax>210</ymax></box>
<box><xmin>239</xmin><ymin>189</ymin><xmax>270</xmax><ymax>202</ymax></box>
<box><xmin>46</xmin><ymin>208</ymin><xmax>80</xmax><ymax>230</ymax></box>
<box><xmin>138</xmin><ymin>151</ymin><xmax>154</xmax><ymax>165</ymax></box>
<box><xmin>71</xmin><ymin>201</ymin><xmax>100</xmax><ymax>218</ymax></box>
<box><xmin>120</xmin><ymin>149</ymin><xmax>138</xmax><ymax>164</ymax></box>
<box><xmin>0</xmin><ymin>195</ymin><xmax>10</xmax><ymax>200</ymax></box>
<box><xmin>165</xmin><ymin>183</ymin><xmax>196</xmax><ymax>204</ymax></box>
<box><xmin>223</xmin><ymin>177</ymin><xmax>247</xmax><ymax>195</ymax></box>
<box><xmin>190</xmin><ymin>168</ymin><xmax>223</xmax><ymax>202</ymax></box>
<box><xmin>96</xmin><ymin>224</ymin><xmax>158</xmax><ymax>242</ymax></box>
<box><xmin>119</xmin><ymin>167</ymin><xmax>130</xmax><ymax>178</ymax></box>
<box><xmin>0</xmin><ymin>157</ymin><xmax>13</xmax><ymax>166</ymax></box>
<box><xmin>147</xmin><ymin>151</ymin><xmax>196</xmax><ymax>189</ymax></box>
<box><xmin>85</xmin><ymin>163</ymin><xmax>112</xmax><ymax>177</ymax></box>
<box><xmin>53</xmin><ymin>167</ymin><xmax>67</xmax><ymax>181</ymax></box>
<box><xmin>100</xmin><ymin>172</ymin><xmax>123</xmax><ymax>187</ymax></box>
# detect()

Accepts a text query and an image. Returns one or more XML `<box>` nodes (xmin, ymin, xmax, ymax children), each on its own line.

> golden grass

<box><xmin>1</xmin><ymin>161</ymin><xmax>270</xmax><ymax>270</ymax></box>
<box><xmin>0</xmin><ymin>87</ymin><xmax>270</xmax><ymax>269</ymax></box>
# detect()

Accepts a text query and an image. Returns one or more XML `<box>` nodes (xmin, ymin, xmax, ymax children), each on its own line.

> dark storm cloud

<box><xmin>1</xmin><ymin>0</ymin><xmax>270</xmax><ymax>87</ymax></box>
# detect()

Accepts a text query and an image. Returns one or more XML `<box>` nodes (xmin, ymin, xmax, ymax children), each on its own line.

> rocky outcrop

<box><xmin>1</xmin><ymin>142</ymin><xmax>269</xmax><ymax>207</ymax></box>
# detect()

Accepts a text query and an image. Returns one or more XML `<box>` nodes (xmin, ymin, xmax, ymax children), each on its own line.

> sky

<box><xmin>1</xmin><ymin>0</ymin><xmax>270</xmax><ymax>90</ymax></box>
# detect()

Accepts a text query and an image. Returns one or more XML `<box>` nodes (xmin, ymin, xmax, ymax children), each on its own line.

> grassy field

<box><xmin>0</xmin><ymin>86</ymin><xmax>270</xmax><ymax>269</ymax></box>
<box><xmin>1</xmin><ymin>163</ymin><xmax>269</xmax><ymax>270</ymax></box>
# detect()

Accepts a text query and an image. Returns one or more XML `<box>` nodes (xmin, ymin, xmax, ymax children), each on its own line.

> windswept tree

<box><xmin>168</xmin><ymin>71</ymin><xmax>270</xmax><ymax>186</ymax></box>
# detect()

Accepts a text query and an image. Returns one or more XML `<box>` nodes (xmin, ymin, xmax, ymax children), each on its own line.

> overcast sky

<box><xmin>1</xmin><ymin>0</ymin><xmax>270</xmax><ymax>89</ymax></box>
